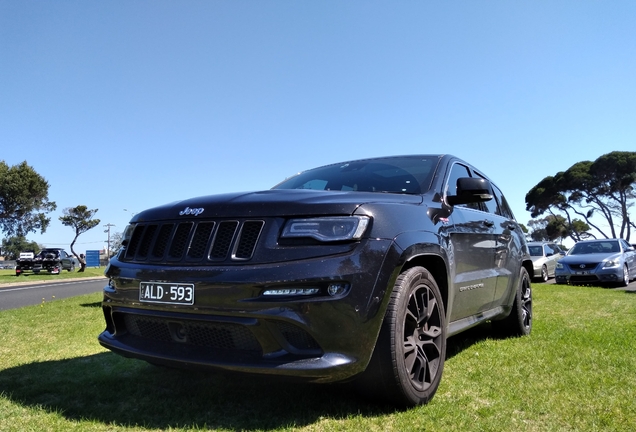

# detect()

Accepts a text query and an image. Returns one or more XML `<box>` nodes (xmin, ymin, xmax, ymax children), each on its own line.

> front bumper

<box><xmin>98</xmin><ymin>238</ymin><xmax>398</xmax><ymax>382</ymax></box>
<box><xmin>555</xmin><ymin>267</ymin><xmax>624</xmax><ymax>285</ymax></box>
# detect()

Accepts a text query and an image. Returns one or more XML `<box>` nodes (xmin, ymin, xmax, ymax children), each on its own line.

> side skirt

<box><xmin>447</xmin><ymin>306</ymin><xmax>507</xmax><ymax>337</ymax></box>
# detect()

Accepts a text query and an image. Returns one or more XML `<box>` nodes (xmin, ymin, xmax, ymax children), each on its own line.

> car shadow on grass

<box><xmin>79</xmin><ymin>301</ymin><xmax>103</xmax><ymax>308</ymax></box>
<box><xmin>445</xmin><ymin>322</ymin><xmax>497</xmax><ymax>360</ymax></box>
<box><xmin>0</xmin><ymin>352</ymin><xmax>400</xmax><ymax>430</ymax></box>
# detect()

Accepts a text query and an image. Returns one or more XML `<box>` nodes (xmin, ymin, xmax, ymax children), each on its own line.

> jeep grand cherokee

<box><xmin>99</xmin><ymin>154</ymin><xmax>533</xmax><ymax>407</ymax></box>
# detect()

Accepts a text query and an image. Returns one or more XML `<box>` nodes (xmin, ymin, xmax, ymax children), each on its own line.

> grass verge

<box><xmin>0</xmin><ymin>267</ymin><xmax>105</xmax><ymax>284</ymax></box>
<box><xmin>0</xmin><ymin>284</ymin><xmax>635</xmax><ymax>431</ymax></box>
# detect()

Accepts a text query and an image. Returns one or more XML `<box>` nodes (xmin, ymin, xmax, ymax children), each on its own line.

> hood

<box><xmin>131</xmin><ymin>189</ymin><xmax>424</xmax><ymax>221</ymax></box>
<box><xmin>559</xmin><ymin>252</ymin><xmax>621</xmax><ymax>264</ymax></box>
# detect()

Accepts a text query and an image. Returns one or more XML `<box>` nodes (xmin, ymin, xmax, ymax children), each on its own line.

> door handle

<box><xmin>483</xmin><ymin>220</ymin><xmax>494</xmax><ymax>227</ymax></box>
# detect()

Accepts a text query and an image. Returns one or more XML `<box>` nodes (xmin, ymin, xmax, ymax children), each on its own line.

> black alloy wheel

<box><xmin>493</xmin><ymin>267</ymin><xmax>532</xmax><ymax>337</ymax></box>
<box><xmin>359</xmin><ymin>266</ymin><xmax>446</xmax><ymax>407</ymax></box>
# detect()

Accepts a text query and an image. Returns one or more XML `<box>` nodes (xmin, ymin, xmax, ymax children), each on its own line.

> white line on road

<box><xmin>0</xmin><ymin>280</ymin><xmax>101</xmax><ymax>293</ymax></box>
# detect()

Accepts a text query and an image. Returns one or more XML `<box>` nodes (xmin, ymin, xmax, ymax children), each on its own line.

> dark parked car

<box><xmin>555</xmin><ymin>239</ymin><xmax>636</xmax><ymax>286</ymax></box>
<box><xmin>527</xmin><ymin>241</ymin><xmax>565</xmax><ymax>282</ymax></box>
<box><xmin>98</xmin><ymin>154</ymin><xmax>533</xmax><ymax>407</ymax></box>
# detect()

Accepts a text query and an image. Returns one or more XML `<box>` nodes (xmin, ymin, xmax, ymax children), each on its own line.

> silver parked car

<box><xmin>527</xmin><ymin>241</ymin><xmax>565</xmax><ymax>282</ymax></box>
<box><xmin>555</xmin><ymin>239</ymin><xmax>636</xmax><ymax>287</ymax></box>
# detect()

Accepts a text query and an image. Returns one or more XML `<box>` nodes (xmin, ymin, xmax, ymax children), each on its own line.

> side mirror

<box><xmin>446</xmin><ymin>177</ymin><xmax>494</xmax><ymax>206</ymax></box>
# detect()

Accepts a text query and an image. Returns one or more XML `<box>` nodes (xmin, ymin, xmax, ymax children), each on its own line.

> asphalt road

<box><xmin>0</xmin><ymin>278</ymin><xmax>107</xmax><ymax>311</ymax></box>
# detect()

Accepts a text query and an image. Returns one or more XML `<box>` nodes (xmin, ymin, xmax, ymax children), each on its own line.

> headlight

<box><xmin>556</xmin><ymin>262</ymin><xmax>563</xmax><ymax>269</ymax></box>
<box><xmin>603</xmin><ymin>259</ymin><xmax>619</xmax><ymax>268</ymax></box>
<box><xmin>281</xmin><ymin>216</ymin><xmax>370</xmax><ymax>242</ymax></box>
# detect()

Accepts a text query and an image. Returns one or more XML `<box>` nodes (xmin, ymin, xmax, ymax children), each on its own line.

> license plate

<box><xmin>139</xmin><ymin>282</ymin><xmax>194</xmax><ymax>305</ymax></box>
<box><xmin>575</xmin><ymin>271</ymin><xmax>589</xmax><ymax>275</ymax></box>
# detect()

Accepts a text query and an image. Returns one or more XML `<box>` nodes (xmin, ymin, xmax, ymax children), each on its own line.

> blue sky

<box><xmin>2</xmin><ymin>1</ymin><xmax>635</xmax><ymax>254</ymax></box>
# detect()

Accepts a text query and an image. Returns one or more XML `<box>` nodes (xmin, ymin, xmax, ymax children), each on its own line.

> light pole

<box><xmin>104</xmin><ymin>223</ymin><xmax>115</xmax><ymax>263</ymax></box>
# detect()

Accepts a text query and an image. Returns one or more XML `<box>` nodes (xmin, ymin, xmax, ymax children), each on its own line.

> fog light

<box><xmin>262</xmin><ymin>288</ymin><xmax>320</xmax><ymax>296</ymax></box>
<box><xmin>327</xmin><ymin>283</ymin><xmax>349</xmax><ymax>296</ymax></box>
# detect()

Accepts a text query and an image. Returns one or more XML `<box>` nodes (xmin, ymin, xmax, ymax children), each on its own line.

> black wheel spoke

<box><xmin>521</xmin><ymin>281</ymin><xmax>532</xmax><ymax>328</ymax></box>
<box><xmin>402</xmin><ymin>283</ymin><xmax>445</xmax><ymax>390</ymax></box>
<box><xmin>403</xmin><ymin>336</ymin><xmax>418</xmax><ymax>372</ymax></box>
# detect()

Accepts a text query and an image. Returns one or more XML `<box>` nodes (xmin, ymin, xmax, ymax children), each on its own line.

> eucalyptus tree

<box><xmin>526</xmin><ymin>151</ymin><xmax>635</xmax><ymax>241</ymax></box>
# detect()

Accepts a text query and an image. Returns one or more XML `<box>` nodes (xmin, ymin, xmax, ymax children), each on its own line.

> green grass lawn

<box><xmin>1</xmin><ymin>283</ymin><xmax>635</xmax><ymax>431</ymax></box>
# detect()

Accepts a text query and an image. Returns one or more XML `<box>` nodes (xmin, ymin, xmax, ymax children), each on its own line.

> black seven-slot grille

<box><xmin>123</xmin><ymin>220</ymin><xmax>265</xmax><ymax>263</ymax></box>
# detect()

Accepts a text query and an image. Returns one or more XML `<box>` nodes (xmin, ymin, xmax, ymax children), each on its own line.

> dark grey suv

<box><xmin>99</xmin><ymin>154</ymin><xmax>533</xmax><ymax>407</ymax></box>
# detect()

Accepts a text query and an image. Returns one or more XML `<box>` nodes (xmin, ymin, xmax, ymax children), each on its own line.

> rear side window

<box><xmin>491</xmin><ymin>184</ymin><xmax>515</xmax><ymax>220</ymax></box>
<box><xmin>474</xmin><ymin>172</ymin><xmax>499</xmax><ymax>215</ymax></box>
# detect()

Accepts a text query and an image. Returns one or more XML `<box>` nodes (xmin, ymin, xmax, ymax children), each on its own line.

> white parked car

<box><xmin>527</xmin><ymin>242</ymin><xmax>565</xmax><ymax>282</ymax></box>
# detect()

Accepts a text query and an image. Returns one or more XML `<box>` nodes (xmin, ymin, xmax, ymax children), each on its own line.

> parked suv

<box><xmin>99</xmin><ymin>154</ymin><xmax>533</xmax><ymax>407</ymax></box>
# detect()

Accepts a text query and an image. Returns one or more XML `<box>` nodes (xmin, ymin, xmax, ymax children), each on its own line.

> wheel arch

<box><xmin>396</xmin><ymin>249</ymin><xmax>449</xmax><ymax>320</ymax></box>
<box><xmin>522</xmin><ymin>259</ymin><xmax>534</xmax><ymax>283</ymax></box>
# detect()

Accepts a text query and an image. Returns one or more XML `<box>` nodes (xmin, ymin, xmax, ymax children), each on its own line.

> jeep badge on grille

<box><xmin>179</xmin><ymin>207</ymin><xmax>204</xmax><ymax>216</ymax></box>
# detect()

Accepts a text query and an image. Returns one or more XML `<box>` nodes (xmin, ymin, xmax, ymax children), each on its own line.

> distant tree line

<box><xmin>525</xmin><ymin>151</ymin><xmax>636</xmax><ymax>243</ymax></box>
<box><xmin>1</xmin><ymin>160</ymin><xmax>101</xmax><ymax>270</ymax></box>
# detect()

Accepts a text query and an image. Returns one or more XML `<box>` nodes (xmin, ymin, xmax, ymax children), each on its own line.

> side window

<box><xmin>491</xmin><ymin>184</ymin><xmax>515</xmax><ymax>220</ymax></box>
<box><xmin>445</xmin><ymin>163</ymin><xmax>480</xmax><ymax>210</ymax></box>
<box><xmin>445</xmin><ymin>163</ymin><xmax>471</xmax><ymax>197</ymax></box>
<box><xmin>621</xmin><ymin>239</ymin><xmax>632</xmax><ymax>251</ymax></box>
<box><xmin>545</xmin><ymin>244</ymin><xmax>555</xmax><ymax>256</ymax></box>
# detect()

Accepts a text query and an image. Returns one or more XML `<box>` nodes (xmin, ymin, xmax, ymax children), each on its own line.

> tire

<box><xmin>68</xmin><ymin>262</ymin><xmax>75</xmax><ymax>272</ymax></box>
<box><xmin>492</xmin><ymin>267</ymin><xmax>532</xmax><ymax>337</ymax></box>
<box><xmin>619</xmin><ymin>265</ymin><xmax>629</xmax><ymax>287</ymax></box>
<box><xmin>537</xmin><ymin>265</ymin><xmax>548</xmax><ymax>283</ymax></box>
<box><xmin>357</xmin><ymin>266</ymin><xmax>446</xmax><ymax>407</ymax></box>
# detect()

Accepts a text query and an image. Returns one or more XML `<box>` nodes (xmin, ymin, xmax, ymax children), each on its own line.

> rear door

<box><xmin>488</xmin><ymin>183</ymin><xmax>525</xmax><ymax>306</ymax></box>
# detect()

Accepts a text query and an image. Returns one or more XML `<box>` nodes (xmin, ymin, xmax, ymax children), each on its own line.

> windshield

<box><xmin>273</xmin><ymin>156</ymin><xmax>439</xmax><ymax>194</ymax></box>
<box><xmin>569</xmin><ymin>241</ymin><xmax>620</xmax><ymax>255</ymax></box>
